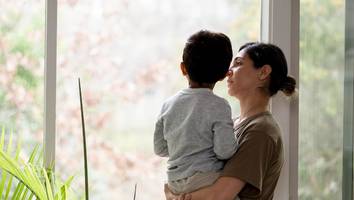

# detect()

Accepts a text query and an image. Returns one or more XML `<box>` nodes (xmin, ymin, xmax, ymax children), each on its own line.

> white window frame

<box><xmin>261</xmin><ymin>0</ymin><xmax>299</xmax><ymax>199</ymax></box>
<box><xmin>44</xmin><ymin>0</ymin><xmax>57</xmax><ymax>170</ymax></box>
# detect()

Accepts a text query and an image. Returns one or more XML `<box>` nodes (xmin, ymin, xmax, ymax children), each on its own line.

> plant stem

<box><xmin>79</xmin><ymin>78</ymin><xmax>89</xmax><ymax>200</ymax></box>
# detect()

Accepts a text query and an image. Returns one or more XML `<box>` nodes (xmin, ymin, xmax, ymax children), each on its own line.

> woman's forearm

<box><xmin>190</xmin><ymin>177</ymin><xmax>245</xmax><ymax>200</ymax></box>
<box><xmin>164</xmin><ymin>177</ymin><xmax>245</xmax><ymax>200</ymax></box>
<box><xmin>164</xmin><ymin>184</ymin><xmax>214</xmax><ymax>200</ymax></box>
<box><xmin>188</xmin><ymin>186</ymin><xmax>215</xmax><ymax>200</ymax></box>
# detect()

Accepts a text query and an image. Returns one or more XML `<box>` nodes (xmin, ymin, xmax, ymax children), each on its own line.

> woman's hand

<box><xmin>164</xmin><ymin>184</ymin><xmax>192</xmax><ymax>200</ymax></box>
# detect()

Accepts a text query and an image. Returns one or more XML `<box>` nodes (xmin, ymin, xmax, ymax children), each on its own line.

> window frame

<box><xmin>343</xmin><ymin>0</ymin><xmax>354</xmax><ymax>198</ymax></box>
<box><xmin>44</xmin><ymin>0</ymin><xmax>57</xmax><ymax>170</ymax></box>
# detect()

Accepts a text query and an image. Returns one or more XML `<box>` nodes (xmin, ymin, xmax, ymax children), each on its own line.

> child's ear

<box><xmin>180</xmin><ymin>62</ymin><xmax>187</xmax><ymax>75</ymax></box>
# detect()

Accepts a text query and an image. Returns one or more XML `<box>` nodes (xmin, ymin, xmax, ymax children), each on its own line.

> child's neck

<box><xmin>188</xmin><ymin>81</ymin><xmax>215</xmax><ymax>90</ymax></box>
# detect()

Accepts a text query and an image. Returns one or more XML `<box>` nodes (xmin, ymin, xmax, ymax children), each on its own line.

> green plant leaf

<box><xmin>0</xmin><ymin>127</ymin><xmax>7</xmax><ymax>198</ymax></box>
<box><xmin>4</xmin><ymin>132</ymin><xmax>21</xmax><ymax>199</ymax></box>
<box><xmin>0</xmin><ymin>128</ymin><xmax>75</xmax><ymax>200</ymax></box>
<box><xmin>79</xmin><ymin>78</ymin><xmax>89</xmax><ymax>200</ymax></box>
<box><xmin>0</xmin><ymin>150</ymin><xmax>46</xmax><ymax>199</ymax></box>
<box><xmin>0</xmin><ymin>127</ymin><xmax>5</xmax><ymax>150</ymax></box>
<box><xmin>43</xmin><ymin>168</ymin><xmax>54</xmax><ymax>200</ymax></box>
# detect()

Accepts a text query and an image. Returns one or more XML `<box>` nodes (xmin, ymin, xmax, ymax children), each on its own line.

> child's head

<box><xmin>182</xmin><ymin>30</ymin><xmax>233</xmax><ymax>86</ymax></box>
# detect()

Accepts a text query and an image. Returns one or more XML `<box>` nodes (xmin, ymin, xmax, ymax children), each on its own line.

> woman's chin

<box><xmin>227</xmin><ymin>89</ymin><xmax>234</xmax><ymax>97</ymax></box>
<box><xmin>228</xmin><ymin>88</ymin><xmax>239</xmax><ymax>98</ymax></box>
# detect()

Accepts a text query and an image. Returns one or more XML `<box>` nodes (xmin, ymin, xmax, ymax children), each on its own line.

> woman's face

<box><xmin>227</xmin><ymin>49</ymin><xmax>260</xmax><ymax>98</ymax></box>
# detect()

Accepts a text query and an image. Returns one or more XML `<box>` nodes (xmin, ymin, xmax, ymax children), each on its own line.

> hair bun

<box><xmin>281</xmin><ymin>76</ymin><xmax>296</xmax><ymax>96</ymax></box>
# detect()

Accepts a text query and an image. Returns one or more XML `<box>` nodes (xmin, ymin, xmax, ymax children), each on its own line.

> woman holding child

<box><xmin>159</xmin><ymin>30</ymin><xmax>296</xmax><ymax>200</ymax></box>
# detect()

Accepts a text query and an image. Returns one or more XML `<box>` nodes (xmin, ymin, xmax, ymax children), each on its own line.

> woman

<box><xmin>165</xmin><ymin>42</ymin><xmax>297</xmax><ymax>200</ymax></box>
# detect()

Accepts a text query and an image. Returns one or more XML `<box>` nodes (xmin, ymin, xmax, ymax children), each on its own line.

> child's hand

<box><xmin>164</xmin><ymin>184</ymin><xmax>192</xmax><ymax>200</ymax></box>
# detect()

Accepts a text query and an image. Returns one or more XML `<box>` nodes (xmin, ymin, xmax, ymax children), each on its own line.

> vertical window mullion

<box><xmin>343</xmin><ymin>0</ymin><xmax>354</xmax><ymax>198</ymax></box>
<box><xmin>44</xmin><ymin>0</ymin><xmax>57</xmax><ymax>170</ymax></box>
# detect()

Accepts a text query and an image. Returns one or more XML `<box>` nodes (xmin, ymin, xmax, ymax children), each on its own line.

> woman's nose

<box><xmin>227</xmin><ymin>70</ymin><xmax>233</xmax><ymax>77</ymax></box>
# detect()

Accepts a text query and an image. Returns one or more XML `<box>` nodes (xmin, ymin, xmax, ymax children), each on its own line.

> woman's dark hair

<box><xmin>182</xmin><ymin>30</ymin><xmax>233</xmax><ymax>84</ymax></box>
<box><xmin>239</xmin><ymin>42</ymin><xmax>296</xmax><ymax>96</ymax></box>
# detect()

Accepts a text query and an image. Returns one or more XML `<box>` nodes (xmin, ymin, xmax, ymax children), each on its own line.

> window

<box><xmin>299</xmin><ymin>0</ymin><xmax>345</xmax><ymax>199</ymax></box>
<box><xmin>56</xmin><ymin>0</ymin><xmax>260</xmax><ymax>198</ymax></box>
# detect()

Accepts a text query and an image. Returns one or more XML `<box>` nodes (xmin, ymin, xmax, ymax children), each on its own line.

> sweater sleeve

<box><xmin>212</xmin><ymin>101</ymin><xmax>237</xmax><ymax>160</ymax></box>
<box><xmin>153</xmin><ymin>109</ymin><xmax>169</xmax><ymax>157</ymax></box>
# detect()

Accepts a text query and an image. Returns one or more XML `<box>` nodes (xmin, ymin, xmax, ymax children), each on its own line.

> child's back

<box><xmin>155</xmin><ymin>88</ymin><xmax>236</xmax><ymax>180</ymax></box>
<box><xmin>153</xmin><ymin>30</ymin><xmax>237</xmax><ymax>194</ymax></box>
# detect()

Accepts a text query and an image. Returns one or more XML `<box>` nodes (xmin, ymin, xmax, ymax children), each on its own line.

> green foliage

<box><xmin>0</xmin><ymin>2</ymin><xmax>44</xmax><ymax>143</ymax></box>
<box><xmin>15</xmin><ymin>65</ymin><xmax>39</xmax><ymax>90</ymax></box>
<box><xmin>10</xmin><ymin>36</ymin><xmax>33</xmax><ymax>55</ymax></box>
<box><xmin>0</xmin><ymin>127</ymin><xmax>75</xmax><ymax>199</ymax></box>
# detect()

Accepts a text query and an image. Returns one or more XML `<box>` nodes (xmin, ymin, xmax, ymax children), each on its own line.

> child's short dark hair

<box><xmin>182</xmin><ymin>30</ymin><xmax>233</xmax><ymax>84</ymax></box>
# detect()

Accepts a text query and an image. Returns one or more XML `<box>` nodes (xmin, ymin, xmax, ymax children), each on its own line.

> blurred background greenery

<box><xmin>299</xmin><ymin>0</ymin><xmax>344</xmax><ymax>199</ymax></box>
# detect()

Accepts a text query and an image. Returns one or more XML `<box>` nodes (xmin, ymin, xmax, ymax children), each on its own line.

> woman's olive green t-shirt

<box><xmin>221</xmin><ymin>111</ymin><xmax>284</xmax><ymax>200</ymax></box>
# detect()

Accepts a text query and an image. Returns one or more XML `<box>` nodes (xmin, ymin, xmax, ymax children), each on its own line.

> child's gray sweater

<box><xmin>154</xmin><ymin>88</ymin><xmax>237</xmax><ymax>181</ymax></box>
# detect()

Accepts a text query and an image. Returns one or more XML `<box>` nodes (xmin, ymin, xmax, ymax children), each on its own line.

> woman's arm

<box><xmin>165</xmin><ymin>184</ymin><xmax>191</xmax><ymax>200</ymax></box>
<box><xmin>189</xmin><ymin>177</ymin><xmax>245</xmax><ymax>200</ymax></box>
<box><xmin>165</xmin><ymin>177</ymin><xmax>246</xmax><ymax>200</ymax></box>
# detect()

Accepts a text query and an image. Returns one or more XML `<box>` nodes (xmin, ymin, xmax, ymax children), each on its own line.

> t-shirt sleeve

<box><xmin>221</xmin><ymin>129</ymin><xmax>275</xmax><ymax>194</ymax></box>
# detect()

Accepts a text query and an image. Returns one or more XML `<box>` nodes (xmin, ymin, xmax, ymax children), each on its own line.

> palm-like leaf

<box><xmin>0</xmin><ymin>147</ymin><xmax>47</xmax><ymax>199</ymax></box>
<box><xmin>0</xmin><ymin>79</ymin><xmax>89</xmax><ymax>199</ymax></box>
<box><xmin>0</xmin><ymin>128</ymin><xmax>74</xmax><ymax>200</ymax></box>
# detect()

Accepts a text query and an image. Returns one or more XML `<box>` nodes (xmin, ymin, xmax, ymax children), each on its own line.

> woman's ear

<box><xmin>180</xmin><ymin>62</ymin><xmax>188</xmax><ymax>76</ymax></box>
<box><xmin>258</xmin><ymin>64</ymin><xmax>272</xmax><ymax>80</ymax></box>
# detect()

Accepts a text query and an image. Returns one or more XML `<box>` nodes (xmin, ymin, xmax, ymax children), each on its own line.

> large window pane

<box><xmin>299</xmin><ymin>0</ymin><xmax>345</xmax><ymax>199</ymax></box>
<box><xmin>57</xmin><ymin>1</ymin><xmax>260</xmax><ymax>198</ymax></box>
<box><xmin>0</xmin><ymin>1</ymin><xmax>44</xmax><ymax>152</ymax></box>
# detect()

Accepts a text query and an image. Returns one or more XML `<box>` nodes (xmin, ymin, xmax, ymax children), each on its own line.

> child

<box><xmin>154</xmin><ymin>30</ymin><xmax>237</xmax><ymax>194</ymax></box>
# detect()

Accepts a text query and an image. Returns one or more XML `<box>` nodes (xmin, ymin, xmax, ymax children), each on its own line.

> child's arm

<box><xmin>154</xmin><ymin>117</ymin><xmax>169</xmax><ymax>157</ymax></box>
<box><xmin>212</xmin><ymin>103</ymin><xmax>237</xmax><ymax>160</ymax></box>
